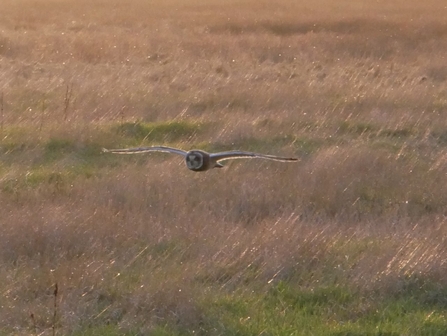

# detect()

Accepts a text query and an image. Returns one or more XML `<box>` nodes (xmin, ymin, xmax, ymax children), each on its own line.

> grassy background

<box><xmin>1</xmin><ymin>0</ymin><xmax>447</xmax><ymax>334</ymax></box>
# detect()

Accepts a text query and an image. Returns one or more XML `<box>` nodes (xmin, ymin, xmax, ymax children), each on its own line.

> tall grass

<box><xmin>1</xmin><ymin>0</ymin><xmax>447</xmax><ymax>334</ymax></box>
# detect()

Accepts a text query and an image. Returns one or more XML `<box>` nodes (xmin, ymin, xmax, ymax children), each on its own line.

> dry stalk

<box><xmin>39</xmin><ymin>96</ymin><xmax>46</xmax><ymax>135</ymax></box>
<box><xmin>30</xmin><ymin>312</ymin><xmax>37</xmax><ymax>335</ymax></box>
<box><xmin>52</xmin><ymin>283</ymin><xmax>58</xmax><ymax>336</ymax></box>
<box><xmin>0</xmin><ymin>92</ymin><xmax>3</xmax><ymax>134</ymax></box>
<box><xmin>63</xmin><ymin>84</ymin><xmax>73</xmax><ymax>121</ymax></box>
<box><xmin>120</xmin><ymin>104</ymin><xmax>126</xmax><ymax>125</ymax></box>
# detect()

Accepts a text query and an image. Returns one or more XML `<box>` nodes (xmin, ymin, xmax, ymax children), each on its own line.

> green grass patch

<box><xmin>378</xmin><ymin>128</ymin><xmax>413</xmax><ymax>139</ymax></box>
<box><xmin>205</xmin><ymin>135</ymin><xmax>301</xmax><ymax>153</ymax></box>
<box><xmin>430</xmin><ymin>129</ymin><xmax>447</xmax><ymax>146</ymax></box>
<box><xmin>189</xmin><ymin>135</ymin><xmax>321</xmax><ymax>162</ymax></box>
<box><xmin>24</xmin><ymin>169</ymin><xmax>68</xmax><ymax>188</ymax></box>
<box><xmin>0</xmin><ymin>126</ymin><xmax>35</xmax><ymax>153</ymax></box>
<box><xmin>70</xmin><ymin>324</ymin><xmax>180</xmax><ymax>336</ymax></box>
<box><xmin>41</xmin><ymin>137</ymin><xmax>106</xmax><ymax>170</ymax></box>
<box><xmin>292</xmin><ymin>137</ymin><xmax>326</xmax><ymax>155</ymax></box>
<box><xmin>111</xmin><ymin>120</ymin><xmax>204</xmax><ymax>143</ymax></box>
<box><xmin>338</xmin><ymin>120</ymin><xmax>377</xmax><ymax>135</ymax></box>
<box><xmin>45</xmin><ymin>137</ymin><xmax>76</xmax><ymax>156</ymax></box>
<box><xmin>70</xmin><ymin>325</ymin><xmax>141</xmax><ymax>336</ymax></box>
<box><xmin>337</xmin><ymin>121</ymin><xmax>414</xmax><ymax>140</ymax></box>
<box><xmin>195</xmin><ymin>281</ymin><xmax>447</xmax><ymax>336</ymax></box>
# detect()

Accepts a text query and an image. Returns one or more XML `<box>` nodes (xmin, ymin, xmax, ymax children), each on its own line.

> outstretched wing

<box><xmin>210</xmin><ymin>150</ymin><xmax>298</xmax><ymax>162</ymax></box>
<box><xmin>102</xmin><ymin>146</ymin><xmax>188</xmax><ymax>157</ymax></box>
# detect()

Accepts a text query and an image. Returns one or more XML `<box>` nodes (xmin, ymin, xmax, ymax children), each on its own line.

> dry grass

<box><xmin>1</xmin><ymin>0</ymin><xmax>447</xmax><ymax>334</ymax></box>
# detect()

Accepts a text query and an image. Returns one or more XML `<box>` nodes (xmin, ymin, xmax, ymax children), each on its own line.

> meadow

<box><xmin>1</xmin><ymin>0</ymin><xmax>447</xmax><ymax>334</ymax></box>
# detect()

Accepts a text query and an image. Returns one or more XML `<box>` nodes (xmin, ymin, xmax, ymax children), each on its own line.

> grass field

<box><xmin>1</xmin><ymin>0</ymin><xmax>447</xmax><ymax>334</ymax></box>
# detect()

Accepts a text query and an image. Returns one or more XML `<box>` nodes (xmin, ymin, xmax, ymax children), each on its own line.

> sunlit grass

<box><xmin>1</xmin><ymin>0</ymin><xmax>447</xmax><ymax>334</ymax></box>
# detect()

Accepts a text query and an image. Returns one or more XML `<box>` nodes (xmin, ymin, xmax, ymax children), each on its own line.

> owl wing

<box><xmin>102</xmin><ymin>146</ymin><xmax>188</xmax><ymax>157</ymax></box>
<box><xmin>210</xmin><ymin>150</ymin><xmax>298</xmax><ymax>162</ymax></box>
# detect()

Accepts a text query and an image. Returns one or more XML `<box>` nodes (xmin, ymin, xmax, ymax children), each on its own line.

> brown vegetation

<box><xmin>1</xmin><ymin>0</ymin><xmax>447</xmax><ymax>333</ymax></box>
